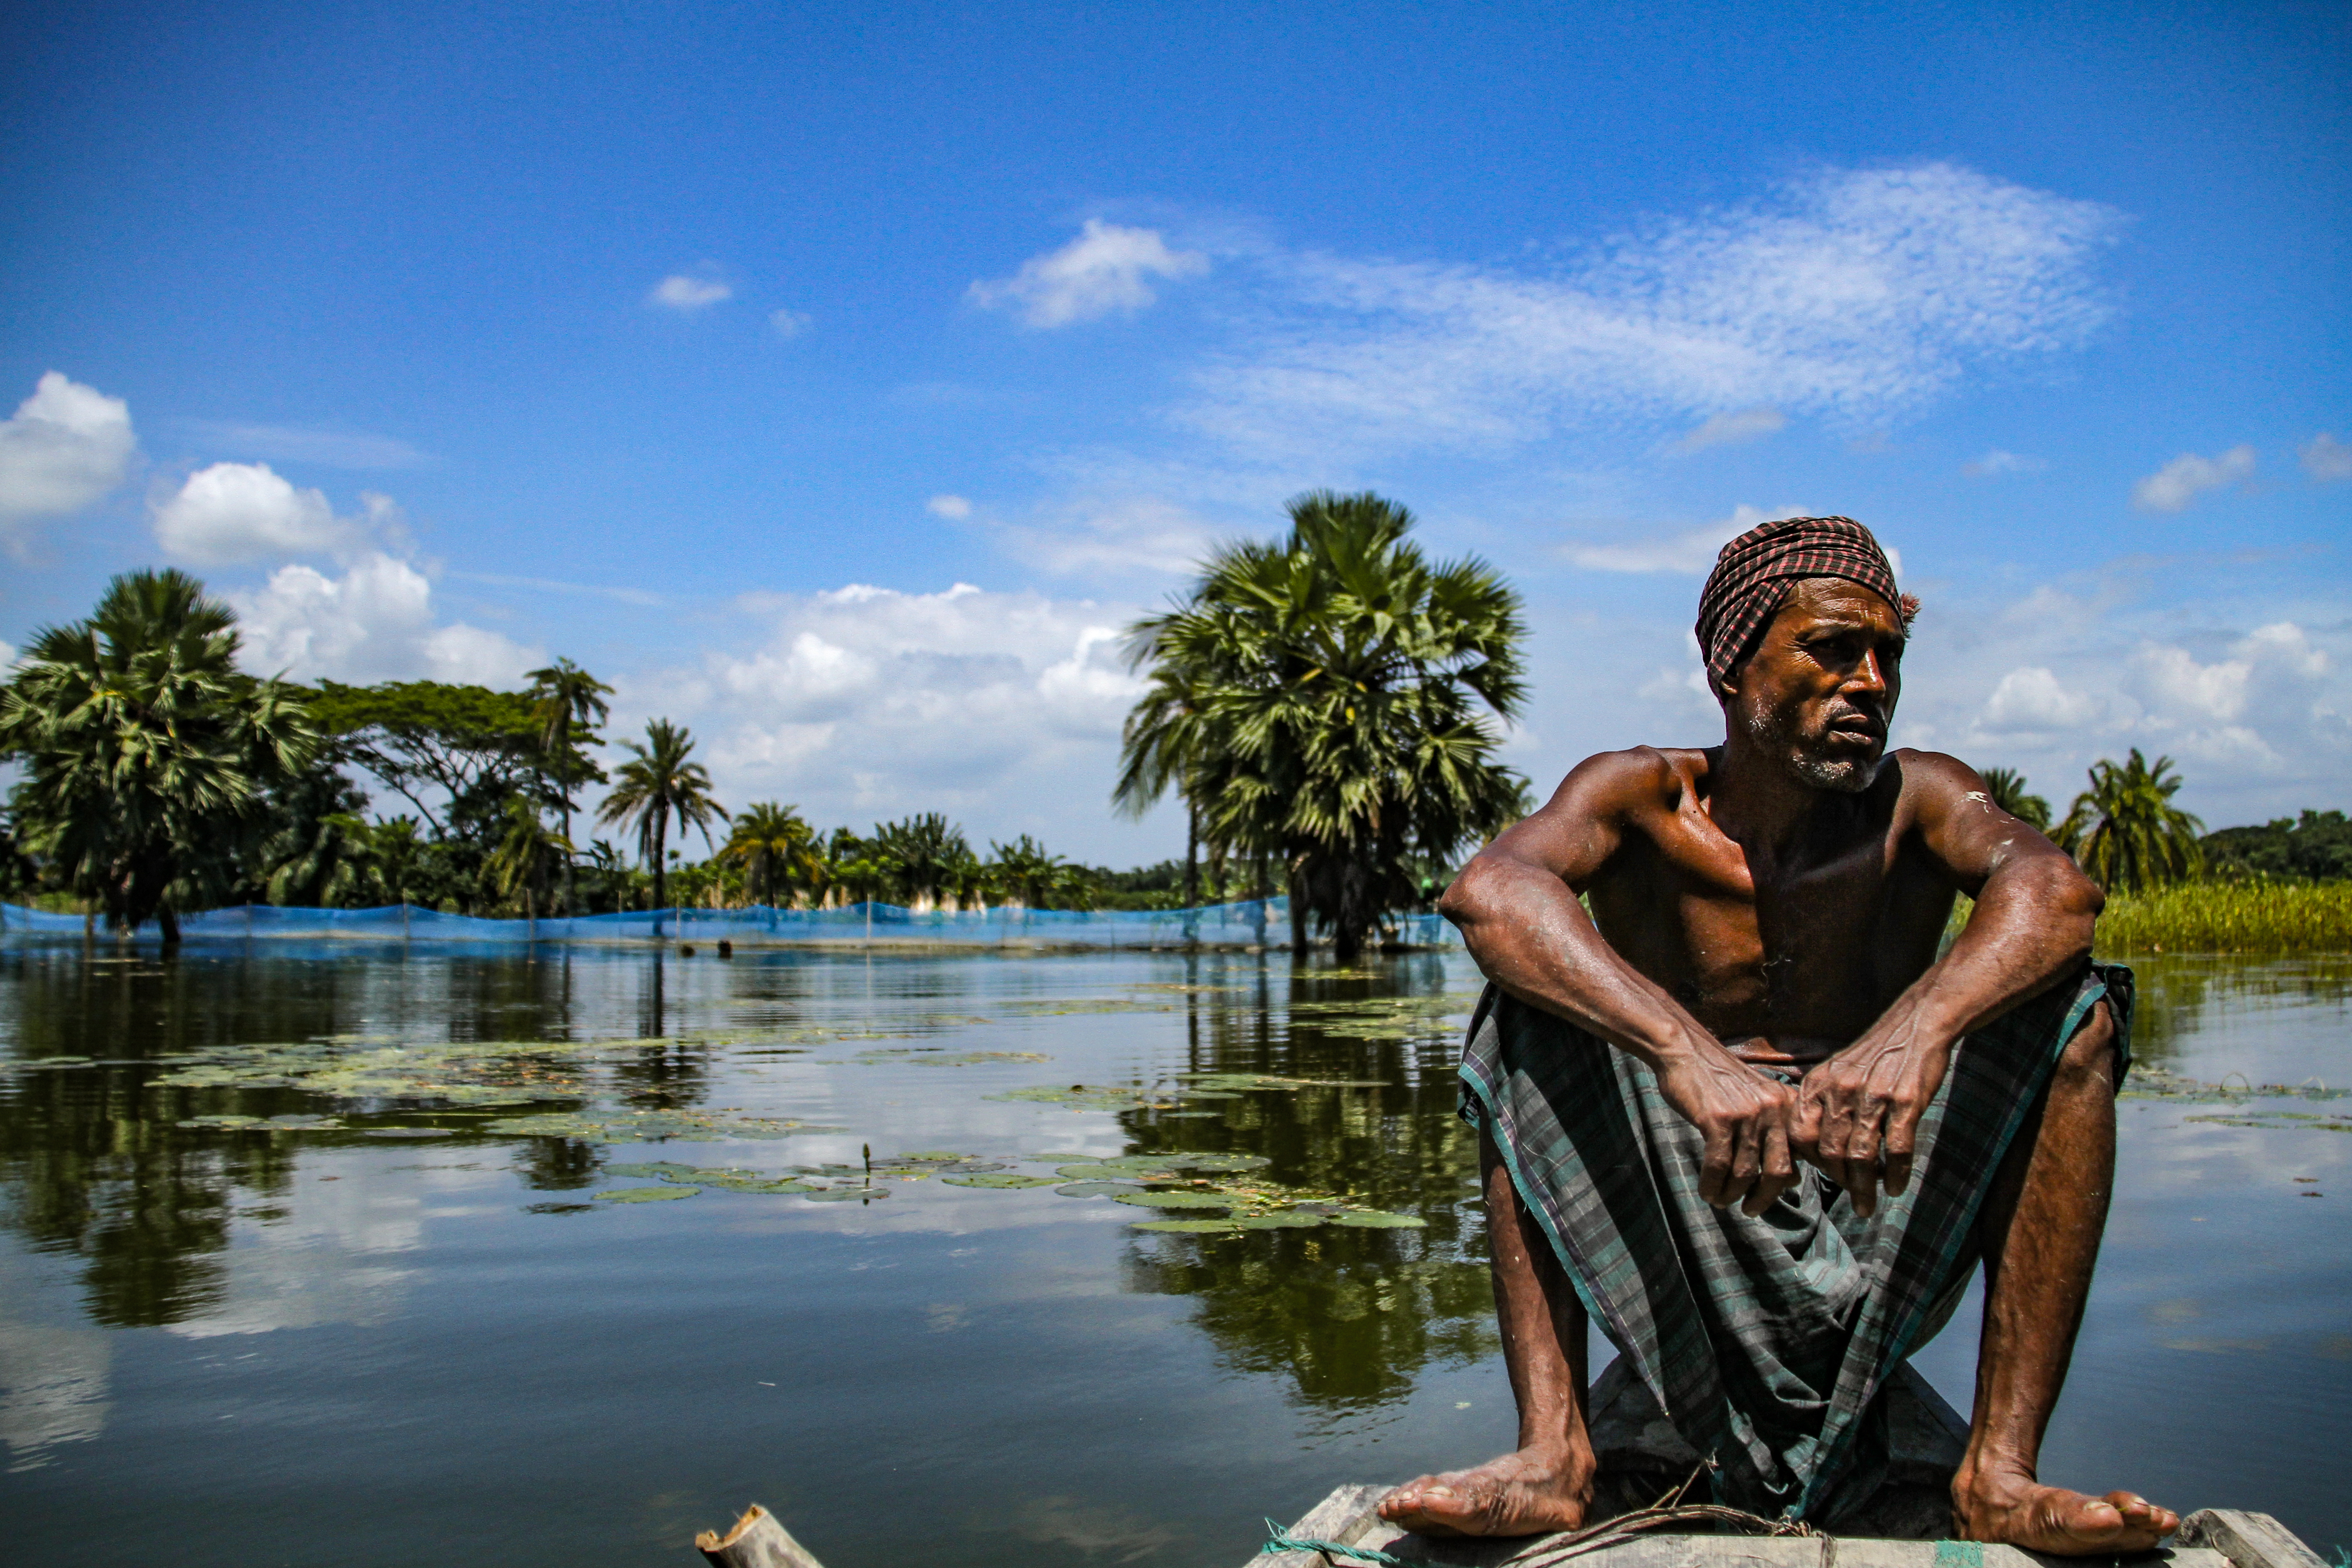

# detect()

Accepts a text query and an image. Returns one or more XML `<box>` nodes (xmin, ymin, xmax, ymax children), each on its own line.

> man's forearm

<box><xmin>1442</xmin><ymin>857</ymin><xmax>1721</xmax><ymax>1070</ymax></box>
<box><xmin>1893</xmin><ymin>857</ymin><xmax>2101</xmax><ymax>1047</ymax></box>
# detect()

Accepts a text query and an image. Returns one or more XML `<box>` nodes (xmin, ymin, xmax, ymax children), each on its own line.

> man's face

<box><xmin>1723</xmin><ymin>577</ymin><xmax>1905</xmax><ymax>793</ymax></box>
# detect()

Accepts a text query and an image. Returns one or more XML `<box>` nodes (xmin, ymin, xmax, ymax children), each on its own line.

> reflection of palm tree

<box><xmin>0</xmin><ymin>569</ymin><xmax>316</xmax><ymax>938</ymax></box>
<box><xmin>1976</xmin><ymin>766</ymin><xmax>2051</xmax><ymax>831</ymax></box>
<box><xmin>1121</xmin><ymin>492</ymin><xmax>1529</xmax><ymax>958</ymax></box>
<box><xmin>596</xmin><ymin>719</ymin><xmax>725</xmax><ymax>923</ymax></box>
<box><xmin>2057</xmin><ymin>749</ymin><xmax>2204</xmax><ymax>893</ymax></box>
<box><xmin>719</xmin><ymin>802</ymin><xmax>823</xmax><ymax>907</ymax></box>
<box><xmin>524</xmin><ymin>659</ymin><xmax>612</xmax><ymax>915</ymax></box>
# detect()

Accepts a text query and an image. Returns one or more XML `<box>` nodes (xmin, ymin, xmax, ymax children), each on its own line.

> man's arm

<box><xmin>1442</xmin><ymin>750</ymin><xmax>1800</xmax><ymax>1216</ymax></box>
<box><xmin>1793</xmin><ymin>752</ymin><xmax>2103</xmax><ymax>1215</ymax></box>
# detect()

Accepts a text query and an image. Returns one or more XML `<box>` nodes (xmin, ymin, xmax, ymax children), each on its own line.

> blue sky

<box><xmin>3</xmin><ymin>0</ymin><xmax>2346</xmax><ymax>861</ymax></box>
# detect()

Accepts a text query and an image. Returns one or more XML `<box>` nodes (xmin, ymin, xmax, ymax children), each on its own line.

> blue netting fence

<box><xmin>0</xmin><ymin>896</ymin><xmax>1461</xmax><ymax>950</ymax></box>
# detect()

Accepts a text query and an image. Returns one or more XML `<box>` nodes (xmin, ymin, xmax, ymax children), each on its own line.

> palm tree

<box><xmin>0</xmin><ymin>569</ymin><xmax>316</xmax><ymax>938</ymax></box>
<box><xmin>2057</xmin><ymin>749</ymin><xmax>2204</xmax><ymax>893</ymax></box>
<box><xmin>718</xmin><ymin>802</ymin><xmax>823</xmax><ymax>907</ymax></box>
<box><xmin>1977</xmin><ymin>766</ymin><xmax>2052</xmax><ymax>831</ymax></box>
<box><xmin>596</xmin><ymin>719</ymin><xmax>725</xmax><ymax>926</ymax></box>
<box><xmin>524</xmin><ymin>658</ymin><xmax>612</xmax><ymax>915</ymax></box>
<box><xmin>487</xmin><ymin>794</ymin><xmax>573</xmax><ymax>919</ymax></box>
<box><xmin>1119</xmin><ymin>491</ymin><xmax>1529</xmax><ymax>959</ymax></box>
<box><xmin>1113</xmin><ymin>661</ymin><xmax>1211</xmax><ymax>910</ymax></box>
<box><xmin>871</xmin><ymin>813</ymin><xmax>972</xmax><ymax>913</ymax></box>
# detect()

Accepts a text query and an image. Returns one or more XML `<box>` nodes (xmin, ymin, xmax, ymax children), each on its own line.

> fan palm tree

<box><xmin>0</xmin><ymin>569</ymin><xmax>316</xmax><ymax>937</ymax></box>
<box><xmin>596</xmin><ymin>719</ymin><xmax>725</xmax><ymax>923</ymax></box>
<box><xmin>524</xmin><ymin>658</ymin><xmax>612</xmax><ymax>915</ymax></box>
<box><xmin>1119</xmin><ymin>491</ymin><xmax>1529</xmax><ymax>959</ymax></box>
<box><xmin>719</xmin><ymin>802</ymin><xmax>824</xmax><ymax>908</ymax></box>
<box><xmin>2056</xmin><ymin>749</ymin><xmax>2204</xmax><ymax>893</ymax></box>
<box><xmin>871</xmin><ymin>813</ymin><xmax>972</xmax><ymax>912</ymax></box>
<box><xmin>1977</xmin><ymin>766</ymin><xmax>2052</xmax><ymax>831</ymax></box>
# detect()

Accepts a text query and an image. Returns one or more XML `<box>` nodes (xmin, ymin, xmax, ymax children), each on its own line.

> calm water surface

<box><xmin>0</xmin><ymin>941</ymin><xmax>2345</xmax><ymax>1564</ymax></box>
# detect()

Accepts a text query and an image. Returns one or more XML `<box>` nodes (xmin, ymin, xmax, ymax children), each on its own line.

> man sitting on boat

<box><xmin>1379</xmin><ymin>516</ymin><xmax>2178</xmax><ymax>1552</ymax></box>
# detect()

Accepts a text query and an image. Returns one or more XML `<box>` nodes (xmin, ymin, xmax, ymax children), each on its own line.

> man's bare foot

<box><xmin>1377</xmin><ymin>1446</ymin><xmax>1594</xmax><ymax>1538</ymax></box>
<box><xmin>1954</xmin><ymin>1467</ymin><xmax>2180</xmax><ymax>1555</ymax></box>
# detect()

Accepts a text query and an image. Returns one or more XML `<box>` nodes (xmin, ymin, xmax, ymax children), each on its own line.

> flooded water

<box><xmin>0</xmin><ymin>940</ymin><xmax>2344</xmax><ymax>1565</ymax></box>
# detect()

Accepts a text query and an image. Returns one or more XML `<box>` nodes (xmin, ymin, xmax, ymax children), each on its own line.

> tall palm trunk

<box><xmin>559</xmin><ymin>793</ymin><xmax>575</xmax><ymax>916</ymax></box>
<box><xmin>1184</xmin><ymin>798</ymin><xmax>1199</xmax><ymax>909</ymax></box>
<box><xmin>650</xmin><ymin>809</ymin><xmax>669</xmax><ymax>919</ymax></box>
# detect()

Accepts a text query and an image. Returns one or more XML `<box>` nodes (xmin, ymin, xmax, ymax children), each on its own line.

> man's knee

<box><xmin>2054</xmin><ymin>999</ymin><xmax>2119</xmax><ymax>1094</ymax></box>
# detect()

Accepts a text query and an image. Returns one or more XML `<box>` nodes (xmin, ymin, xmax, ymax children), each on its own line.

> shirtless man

<box><xmin>1379</xmin><ymin>516</ymin><xmax>2178</xmax><ymax>1551</ymax></box>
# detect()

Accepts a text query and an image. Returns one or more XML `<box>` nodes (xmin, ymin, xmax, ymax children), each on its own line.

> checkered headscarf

<box><xmin>1695</xmin><ymin>515</ymin><xmax>1911</xmax><ymax>689</ymax></box>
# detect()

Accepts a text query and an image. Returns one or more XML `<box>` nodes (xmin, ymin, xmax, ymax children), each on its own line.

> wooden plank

<box><xmin>2177</xmin><ymin>1511</ymin><xmax>2330</xmax><ymax>1568</ymax></box>
<box><xmin>1259</xmin><ymin>1483</ymin><xmax>1399</xmax><ymax>1568</ymax></box>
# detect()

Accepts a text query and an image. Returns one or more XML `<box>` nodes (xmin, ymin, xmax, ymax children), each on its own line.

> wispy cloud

<box><xmin>970</xmin><ymin>220</ymin><xmax>1209</xmax><ymax>328</ymax></box>
<box><xmin>1565</xmin><ymin>504</ymin><xmax>1805</xmax><ymax>574</ymax></box>
<box><xmin>769</xmin><ymin>307</ymin><xmax>812</xmax><ymax>338</ymax></box>
<box><xmin>1963</xmin><ymin>449</ymin><xmax>2047</xmax><ymax>477</ymax></box>
<box><xmin>173</xmin><ymin>420</ymin><xmax>429</xmax><ymax>470</ymax></box>
<box><xmin>1671</xmin><ymin>407</ymin><xmax>1786</xmax><ymax>454</ymax></box>
<box><xmin>2131</xmin><ymin>445</ymin><xmax>2255</xmax><ymax>512</ymax></box>
<box><xmin>444</xmin><ymin>570</ymin><xmax>665</xmax><ymax>607</ymax></box>
<box><xmin>649</xmin><ymin>274</ymin><xmax>732</xmax><ymax>311</ymax></box>
<box><xmin>1178</xmin><ymin>163</ymin><xmax>2120</xmax><ymax>463</ymax></box>
<box><xmin>2302</xmin><ymin>432</ymin><xmax>2352</xmax><ymax>483</ymax></box>
<box><xmin>926</xmin><ymin>494</ymin><xmax>973</xmax><ymax>520</ymax></box>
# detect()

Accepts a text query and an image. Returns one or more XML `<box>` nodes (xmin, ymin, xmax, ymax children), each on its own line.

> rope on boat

<box><xmin>1257</xmin><ymin>1517</ymin><xmax>1405</xmax><ymax>1563</ymax></box>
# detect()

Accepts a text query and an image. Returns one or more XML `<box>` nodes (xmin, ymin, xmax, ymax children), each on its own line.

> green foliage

<box><xmin>1119</xmin><ymin>490</ymin><xmax>1529</xmax><ymax>957</ymax></box>
<box><xmin>2202</xmin><ymin>810</ymin><xmax>2352</xmax><ymax>882</ymax></box>
<box><xmin>718</xmin><ymin>801</ymin><xmax>825</xmax><ymax>906</ymax></box>
<box><xmin>2057</xmin><ymin>749</ymin><xmax>2204</xmax><ymax>894</ymax></box>
<box><xmin>486</xmin><ymin>794</ymin><xmax>573</xmax><ymax>914</ymax></box>
<box><xmin>870</xmin><ymin>813</ymin><xmax>974</xmax><ymax>910</ymax></box>
<box><xmin>305</xmin><ymin>678</ymin><xmax>548</xmax><ymax>834</ymax></box>
<box><xmin>596</xmin><ymin>718</ymin><xmax>725</xmax><ymax>911</ymax></box>
<box><xmin>523</xmin><ymin>657</ymin><xmax>613</xmax><ymax>914</ymax></box>
<box><xmin>987</xmin><ymin>834</ymin><xmax>1099</xmax><ymax>910</ymax></box>
<box><xmin>0</xmin><ymin>569</ymin><xmax>318</xmax><ymax>933</ymax></box>
<box><xmin>1976</xmin><ymin>765</ymin><xmax>2051</xmax><ymax>831</ymax></box>
<box><xmin>2094</xmin><ymin>880</ymin><xmax>2352</xmax><ymax>955</ymax></box>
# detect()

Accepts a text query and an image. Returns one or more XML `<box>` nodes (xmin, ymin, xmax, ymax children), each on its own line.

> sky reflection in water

<box><xmin>0</xmin><ymin>943</ymin><xmax>2345</xmax><ymax>1565</ymax></box>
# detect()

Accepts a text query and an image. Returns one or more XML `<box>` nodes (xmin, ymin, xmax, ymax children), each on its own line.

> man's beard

<box><xmin>1739</xmin><ymin>689</ymin><xmax>1881</xmax><ymax>794</ymax></box>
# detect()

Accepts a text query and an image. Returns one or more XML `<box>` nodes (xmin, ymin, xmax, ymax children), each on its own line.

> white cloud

<box><xmin>1180</xmin><ymin>163</ymin><xmax>2119</xmax><ymax>462</ymax></box>
<box><xmin>1981</xmin><ymin>666</ymin><xmax>2104</xmax><ymax>731</ymax></box>
<box><xmin>927</xmin><ymin>494</ymin><xmax>973</xmax><ymax>520</ymax></box>
<box><xmin>2131</xmin><ymin>445</ymin><xmax>2255</xmax><ymax>513</ymax></box>
<box><xmin>2302</xmin><ymin>432</ymin><xmax>2352</xmax><ymax>482</ymax></box>
<box><xmin>230</xmin><ymin>551</ymin><xmax>541</xmax><ymax>686</ymax></box>
<box><xmin>769</xmin><ymin>307</ymin><xmax>812</xmax><ymax>337</ymax></box>
<box><xmin>650</xmin><ymin>275</ymin><xmax>732</xmax><ymax>310</ymax></box>
<box><xmin>993</xmin><ymin>494</ymin><xmax>1225</xmax><ymax>578</ymax></box>
<box><xmin>0</xmin><ymin>372</ymin><xmax>137</xmax><ymax>543</ymax></box>
<box><xmin>1566</xmin><ymin>503</ymin><xmax>1804</xmax><ymax>574</ymax></box>
<box><xmin>151</xmin><ymin>462</ymin><xmax>361</xmax><ymax>564</ymax></box>
<box><xmin>171</xmin><ymin>420</ymin><xmax>427</xmax><ymax>469</ymax></box>
<box><xmin>1671</xmin><ymin>407</ymin><xmax>1785</xmax><ymax>453</ymax></box>
<box><xmin>969</xmin><ymin>220</ymin><xmax>1210</xmax><ymax>328</ymax></box>
<box><xmin>631</xmin><ymin>582</ymin><xmax>1148</xmax><ymax>843</ymax></box>
<box><xmin>1963</xmin><ymin>449</ymin><xmax>2046</xmax><ymax>477</ymax></box>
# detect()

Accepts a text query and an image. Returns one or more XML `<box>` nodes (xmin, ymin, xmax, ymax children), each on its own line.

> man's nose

<box><xmin>1848</xmin><ymin>650</ymin><xmax>1889</xmax><ymax>696</ymax></box>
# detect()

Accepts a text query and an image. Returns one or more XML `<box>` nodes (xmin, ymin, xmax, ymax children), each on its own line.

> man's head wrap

<box><xmin>1694</xmin><ymin>515</ymin><xmax>1915</xmax><ymax>690</ymax></box>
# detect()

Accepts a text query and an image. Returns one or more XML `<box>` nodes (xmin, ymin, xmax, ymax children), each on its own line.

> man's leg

<box><xmin>1379</xmin><ymin>1126</ymin><xmax>1597</xmax><ymax>1536</ymax></box>
<box><xmin>1952</xmin><ymin>1001</ymin><xmax>2180</xmax><ymax>1551</ymax></box>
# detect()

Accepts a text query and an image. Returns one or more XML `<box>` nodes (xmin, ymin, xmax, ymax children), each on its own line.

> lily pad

<box><xmin>362</xmin><ymin>1127</ymin><xmax>450</xmax><ymax>1139</ymax></box>
<box><xmin>1176</xmin><ymin>1153</ymin><xmax>1273</xmax><ymax>1172</ymax></box>
<box><xmin>1114</xmin><ymin>1190</ymin><xmax>1234</xmax><ymax>1210</ymax></box>
<box><xmin>894</xmin><ymin>1150</ymin><xmax>975</xmax><ymax>1162</ymax></box>
<box><xmin>1130</xmin><ymin>1218</ymin><xmax>1239</xmax><ymax>1233</ymax></box>
<box><xmin>1332</xmin><ymin>1210</ymin><xmax>1426</xmax><ymax>1228</ymax></box>
<box><xmin>1234</xmin><ymin>1212</ymin><xmax>1327</xmax><ymax>1229</ymax></box>
<box><xmin>939</xmin><ymin>1160</ymin><xmax>1012</xmax><ymax>1174</ymax></box>
<box><xmin>942</xmin><ymin>1173</ymin><xmax>1061</xmax><ymax>1188</ymax></box>
<box><xmin>1054</xmin><ymin>1181</ymin><xmax>1144</xmax><ymax>1198</ymax></box>
<box><xmin>177</xmin><ymin>1114</ymin><xmax>265</xmax><ymax>1129</ymax></box>
<box><xmin>596</xmin><ymin>1185</ymin><xmax>700</xmax><ymax>1202</ymax></box>
<box><xmin>802</xmin><ymin>1187</ymin><xmax>889</xmax><ymax>1201</ymax></box>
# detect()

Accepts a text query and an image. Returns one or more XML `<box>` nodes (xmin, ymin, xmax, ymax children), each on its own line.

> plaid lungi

<box><xmin>1458</xmin><ymin>963</ymin><xmax>2132</xmax><ymax>1523</ymax></box>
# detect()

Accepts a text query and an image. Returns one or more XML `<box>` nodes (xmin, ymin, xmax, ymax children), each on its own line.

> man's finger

<box><xmin>1883</xmin><ymin>1097</ymin><xmax>1924</xmax><ymax>1198</ymax></box>
<box><xmin>1742</xmin><ymin>1122</ymin><xmax>1796</xmax><ymax>1217</ymax></box>
<box><xmin>1698</xmin><ymin>1122</ymin><xmax>1733</xmax><ymax>1207</ymax></box>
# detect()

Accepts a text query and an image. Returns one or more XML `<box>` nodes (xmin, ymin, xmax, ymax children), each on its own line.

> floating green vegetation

<box><xmin>177</xmin><ymin>1112</ymin><xmax>349</xmax><ymax>1132</ymax></box>
<box><xmin>1331</xmin><ymin>1210</ymin><xmax>1428</xmax><ymax>1228</ymax></box>
<box><xmin>2119</xmin><ymin>1064</ymin><xmax>2351</xmax><ymax>1103</ymax></box>
<box><xmin>145</xmin><ymin>1035</ymin><xmax>675</xmax><ymax>1107</ymax></box>
<box><xmin>996</xmin><ymin>997</ymin><xmax>1177</xmax><ymax>1016</ymax></box>
<box><xmin>596</xmin><ymin>1185</ymin><xmax>700</xmax><ymax>1202</ymax></box>
<box><xmin>803</xmin><ymin>1187</ymin><xmax>889</xmax><ymax>1202</ymax></box>
<box><xmin>1114</xmin><ymin>1190</ymin><xmax>1235</xmax><ymax>1209</ymax></box>
<box><xmin>1131</xmin><ymin>1218</ymin><xmax>1239</xmax><ymax>1233</ymax></box>
<box><xmin>851</xmin><ymin>1049</ymin><xmax>1052</xmax><ymax>1067</ymax></box>
<box><xmin>2184</xmin><ymin>1111</ymin><xmax>2352</xmax><ymax>1132</ymax></box>
<box><xmin>1055</xmin><ymin>1181</ymin><xmax>1143</xmax><ymax>1197</ymax></box>
<box><xmin>482</xmin><ymin>1110</ymin><xmax>846</xmax><ymax>1143</ymax></box>
<box><xmin>943</xmin><ymin>1173</ymin><xmax>1061</xmax><ymax>1188</ymax></box>
<box><xmin>987</xmin><ymin>1083</ymin><xmax>1192</xmax><ymax>1111</ymax></box>
<box><xmin>1169</xmin><ymin>1072</ymin><xmax>1389</xmax><ymax>1092</ymax></box>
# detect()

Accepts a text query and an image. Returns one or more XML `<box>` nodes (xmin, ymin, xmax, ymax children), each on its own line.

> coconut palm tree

<box><xmin>524</xmin><ymin>658</ymin><xmax>612</xmax><ymax>915</ymax></box>
<box><xmin>487</xmin><ymin>794</ymin><xmax>574</xmax><ymax>919</ymax></box>
<box><xmin>596</xmin><ymin>719</ymin><xmax>725</xmax><ymax>923</ymax></box>
<box><xmin>719</xmin><ymin>802</ymin><xmax>824</xmax><ymax>907</ymax></box>
<box><xmin>871</xmin><ymin>813</ymin><xmax>972</xmax><ymax>912</ymax></box>
<box><xmin>0</xmin><ymin>569</ymin><xmax>316</xmax><ymax>937</ymax></box>
<box><xmin>1120</xmin><ymin>491</ymin><xmax>1529</xmax><ymax>959</ymax></box>
<box><xmin>1113</xmin><ymin>661</ymin><xmax>1211</xmax><ymax>909</ymax></box>
<box><xmin>2057</xmin><ymin>749</ymin><xmax>2204</xmax><ymax>893</ymax></box>
<box><xmin>1977</xmin><ymin>766</ymin><xmax>2052</xmax><ymax>831</ymax></box>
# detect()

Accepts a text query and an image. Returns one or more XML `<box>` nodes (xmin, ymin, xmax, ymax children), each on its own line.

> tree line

<box><xmin>0</xmin><ymin>570</ymin><xmax>1114</xmax><ymax>931</ymax></box>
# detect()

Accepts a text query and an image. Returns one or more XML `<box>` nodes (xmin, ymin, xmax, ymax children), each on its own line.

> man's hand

<box><xmin>1790</xmin><ymin>1016</ymin><xmax>1955</xmax><ymax>1218</ymax></box>
<box><xmin>1653</xmin><ymin>1044</ymin><xmax>1800</xmax><ymax>1216</ymax></box>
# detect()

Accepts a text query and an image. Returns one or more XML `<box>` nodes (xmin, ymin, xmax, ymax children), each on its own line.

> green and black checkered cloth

<box><xmin>1458</xmin><ymin>963</ymin><xmax>2132</xmax><ymax>1524</ymax></box>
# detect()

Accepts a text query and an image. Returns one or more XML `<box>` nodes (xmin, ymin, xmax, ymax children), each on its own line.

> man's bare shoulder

<box><xmin>1543</xmin><ymin>744</ymin><xmax>1710</xmax><ymax>818</ymax></box>
<box><xmin>1882</xmin><ymin>748</ymin><xmax>1999</xmax><ymax>816</ymax></box>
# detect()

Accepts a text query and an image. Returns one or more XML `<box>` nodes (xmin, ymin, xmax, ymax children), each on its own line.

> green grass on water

<box><xmin>1944</xmin><ymin>880</ymin><xmax>2352</xmax><ymax>956</ymax></box>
